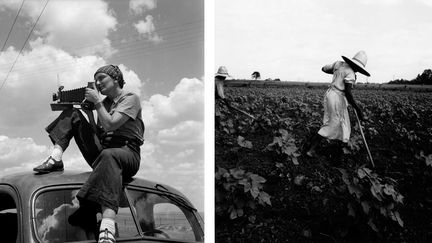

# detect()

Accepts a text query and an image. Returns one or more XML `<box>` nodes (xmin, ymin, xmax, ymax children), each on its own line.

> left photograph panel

<box><xmin>0</xmin><ymin>0</ymin><xmax>204</xmax><ymax>242</ymax></box>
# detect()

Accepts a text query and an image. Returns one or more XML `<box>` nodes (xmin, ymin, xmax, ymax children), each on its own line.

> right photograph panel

<box><xmin>215</xmin><ymin>0</ymin><xmax>432</xmax><ymax>242</ymax></box>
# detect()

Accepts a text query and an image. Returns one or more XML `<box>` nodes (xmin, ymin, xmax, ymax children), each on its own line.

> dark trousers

<box><xmin>46</xmin><ymin>109</ymin><xmax>140</xmax><ymax>212</ymax></box>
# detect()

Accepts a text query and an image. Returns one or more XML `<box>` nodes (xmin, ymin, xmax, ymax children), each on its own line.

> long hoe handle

<box><xmin>354</xmin><ymin>109</ymin><xmax>375</xmax><ymax>168</ymax></box>
<box><xmin>223</xmin><ymin>100</ymin><xmax>255</xmax><ymax>119</ymax></box>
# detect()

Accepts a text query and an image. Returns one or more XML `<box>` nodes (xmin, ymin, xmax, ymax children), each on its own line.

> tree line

<box><xmin>388</xmin><ymin>69</ymin><xmax>432</xmax><ymax>85</ymax></box>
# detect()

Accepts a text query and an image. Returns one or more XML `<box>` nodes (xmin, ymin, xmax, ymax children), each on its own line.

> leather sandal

<box><xmin>99</xmin><ymin>228</ymin><xmax>116</xmax><ymax>243</ymax></box>
<box><xmin>33</xmin><ymin>156</ymin><xmax>64</xmax><ymax>173</ymax></box>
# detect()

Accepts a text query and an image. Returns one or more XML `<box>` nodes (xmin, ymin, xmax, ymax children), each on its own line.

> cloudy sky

<box><xmin>216</xmin><ymin>0</ymin><xmax>432</xmax><ymax>84</ymax></box>
<box><xmin>0</xmin><ymin>0</ymin><xmax>204</xmax><ymax>211</ymax></box>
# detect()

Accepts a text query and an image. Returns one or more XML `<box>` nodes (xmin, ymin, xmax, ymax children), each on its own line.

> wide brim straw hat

<box><xmin>215</xmin><ymin>66</ymin><xmax>231</xmax><ymax>78</ymax></box>
<box><xmin>342</xmin><ymin>51</ymin><xmax>370</xmax><ymax>77</ymax></box>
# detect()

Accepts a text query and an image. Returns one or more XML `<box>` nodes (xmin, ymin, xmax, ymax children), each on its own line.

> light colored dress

<box><xmin>215</xmin><ymin>77</ymin><xmax>225</xmax><ymax>99</ymax></box>
<box><xmin>318</xmin><ymin>61</ymin><xmax>356</xmax><ymax>143</ymax></box>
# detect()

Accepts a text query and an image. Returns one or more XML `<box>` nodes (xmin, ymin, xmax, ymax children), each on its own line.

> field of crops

<box><xmin>215</xmin><ymin>84</ymin><xmax>432</xmax><ymax>242</ymax></box>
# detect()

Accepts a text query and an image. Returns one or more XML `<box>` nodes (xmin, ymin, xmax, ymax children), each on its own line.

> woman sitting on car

<box><xmin>33</xmin><ymin>65</ymin><xmax>144</xmax><ymax>243</ymax></box>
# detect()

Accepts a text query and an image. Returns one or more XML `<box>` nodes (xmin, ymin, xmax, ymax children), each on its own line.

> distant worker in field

<box><xmin>306</xmin><ymin>51</ymin><xmax>370</xmax><ymax>160</ymax></box>
<box><xmin>251</xmin><ymin>71</ymin><xmax>261</xmax><ymax>80</ymax></box>
<box><xmin>215</xmin><ymin>66</ymin><xmax>230</xmax><ymax>99</ymax></box>
<box><xmin>214</xmin><ymin>66</ymin><xmax>255</xmax><ymax>120</ymax></box>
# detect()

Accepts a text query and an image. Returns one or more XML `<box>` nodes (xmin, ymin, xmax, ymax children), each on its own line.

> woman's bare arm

<box><xmin>345</xmin><ymin>83</ymin><xmax>364</xmax><ymax>120</ymax></box>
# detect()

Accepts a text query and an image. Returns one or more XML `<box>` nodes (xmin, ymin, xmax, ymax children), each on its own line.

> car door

<box><xmin>0</xmin><ymin>184</ymin><xmax>22</xmax><ymax>243</ymax></box>
<box><xmin>32</xmin><ymin>186</ymin><xmax>203</xmax><ymax>242</ymax></box>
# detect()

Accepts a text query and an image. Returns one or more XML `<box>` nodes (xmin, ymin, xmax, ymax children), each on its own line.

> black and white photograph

<box><xmin>215</xmin><ymin>0</ymin><xmax>432</xmax><ymax>242</ymax></box>
<box><xmin>0</xmin><ymin>0</ymin><xmax>203</xmax><ymax>242</ymax></box>
<box><xmin>2</xmin><ymin>0</ymin><xmax>432</xmax><ymax>242</ymax></box>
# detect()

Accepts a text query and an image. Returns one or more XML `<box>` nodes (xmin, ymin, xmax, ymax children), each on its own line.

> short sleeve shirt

<box><xmin>322</xmin><ymin>61</ymin><xmax>356</xmax><ymax>91</ymax></box>
<box><xmin>99</xmin><ymin>91</ymin><xmax>145</xmax><ymax>143</ymax></box>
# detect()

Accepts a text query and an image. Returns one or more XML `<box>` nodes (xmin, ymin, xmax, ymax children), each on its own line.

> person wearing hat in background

<box><xmin>215</xmin><ymin>66</ymin><xmax>256</xmax><ymax>121</ymax></box>
<box><xmin>33</xmin><ymin>64</ymin><xmax>144</xmax><ymax>242</ymax></box>
<box><xmin>215</xmin><ymin>66</ymin><xmax>230</xmax><ymax>100</ymax></box>
<box><xmin>306</xmin><ymin>51</ymin><xmax>370</xmax><ymax>161</ymax></box>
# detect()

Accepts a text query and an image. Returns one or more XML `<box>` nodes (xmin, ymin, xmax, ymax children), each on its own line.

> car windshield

<box><xmin>33</xmin><ymin>187</ymin><xmax>203</xmax><ymax>242</ymax></box>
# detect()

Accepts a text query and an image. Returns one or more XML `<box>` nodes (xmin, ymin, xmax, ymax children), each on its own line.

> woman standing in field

<box><xmin>306</xmin><ymin>51</ymin><xmax>370</xmax><ymax>160</ymax></box>
<box><xmin>215</xmin><ymin>66</ymin><xmax>230</xmax><ymax>99</ymax></box>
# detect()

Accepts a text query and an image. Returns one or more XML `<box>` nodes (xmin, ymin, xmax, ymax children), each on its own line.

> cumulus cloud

<box><xmin>137</xmin><ymin>78</ymin><xmax>203</xmax><ymax>176</ymax></box>
<box><xmin>156</xmin><ymin>167</ymin><xmax>204</xmax><ymax>210</ymax></box>
<box><xmin>134</xmin><ymin>77</ymin><xmax>203</xmax><ymax>209</ymax></box>
<box><xmin>135</xmin><ymin>156</ymin><xmax>204</xmax><ymax>210</ymax></box>
<box><xmin>117</xmin><ymin>64</ymin><xmax>143</xmax><ymax>95</ymax></box>
<box><xmin>0</xmin><ymin>0</ymin><xmax>117</xmax><ymax>57</ymax></box>
<box><xmin>0</xmin><ymin>0</ymin><xmax>203</xmax><ymax>211</ymax></box>
<box><xmin>0</xmin><ymin>135</ymin><xmax>49</xmax><ymax>171</ymax></box>
<box><xmin>140</xmin><ymin>142</ymin><xmax>164</xmax><ymax>170</ymax></box>
<box><xmin>130</xmin><ymin>1</ymin><xmax>161</xmax><ymax>43</ymax></box>
<box><xmin>141</xmin><ymin>78</ymin><xmax>203</xmax><ymax>129</ymax></box>
<box><xmin>134</xmin><ymin>15</ymin><xmax>163</xmax><ymax>43</ymax></box>
<box><xmin>130</xmin><ymin>0</ymin><xmax>157</xmax><ymax>14</ymax></box>
<box><xmin>135</xmin><ymin>15</ymin><xmax>155</xmax><ymax>34</ymax></box>
<box><xmin>0</xmin><ymin>43</ymin><xmax>142</xmax><ymax>128</ymax></box>
<box><xmin>157</xmin><ymin>121</ymin><xmax>203</xmax><ymax>146</ymax></box>
<box><xmin>175</xmin><ymin>149</ymin><xmax>195</xmax><ymax>159</ymax></box>
<box><xmin>37</xmin><ymin>190</ymin><xmax>82</xmax><ymax>241</ymax></box>
<box><xmin>62</xmin><ymin>152</ymin><xmax>90</xmax><ymax>171</ymax></box>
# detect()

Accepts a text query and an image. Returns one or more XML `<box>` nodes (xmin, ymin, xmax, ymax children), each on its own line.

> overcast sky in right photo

<box><xmin>215</xmin><ymin>0</ymin><xmax>432</xmax><ymax>83</ymax></box>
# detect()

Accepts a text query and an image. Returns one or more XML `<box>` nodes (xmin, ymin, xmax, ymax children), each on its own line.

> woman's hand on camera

<box><xmin>85</xmin><ymin>88</ymin><xmax>102</xmax><ymax>104</ymax></box>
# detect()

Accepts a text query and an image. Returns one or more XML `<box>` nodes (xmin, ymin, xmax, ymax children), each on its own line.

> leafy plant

<box><xmin>344</xmin><ymin>124</ymin><xmax>364</xmax><ymax>154</ymax></box>
<box><xmin>265</xmin><ymin>129</ymin><xmax>300</xmax><ymax>165</ymax></box>
<box><xmin>237</xmin><ymin>136</ymin><xmax>253</xmax><ymax>149</ymax></box>
<box><xmin>338</xmin><ymin>166</ymin><xmax>404</xmax><ymax>232</ymax></box>
<box><xmin>216</xmin><ymin>85</ymin><xmax>432</xmax><ymax>241</ymax></box>
<box><xmin>415</xmin><ymin>151</ymin><xmax>432</xmax><ymax>166</ymax></box>
<box><xmin>215</xmin><ymin>167</ymin><xmax>272</xmax><ymax>220</ymax></box>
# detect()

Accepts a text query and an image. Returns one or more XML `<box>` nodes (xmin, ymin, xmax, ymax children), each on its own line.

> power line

<box><xmin>0</xmin><ymin>25</ymin><xmax>203</xmax><ymax>74</ymax></box>
<box><xmin>0</xmin><ymin>23</ymin><xmax>203</xmax><ymax>77</ymax></box>
<box><xmin>0</xmin><ymin>0</ymin><xmax>49</xmax><ymax>94</ymax></box>
<box><xmin>91</xmin><ymin>19</ymin><xmax>203</xmax><ymax>52</ymax></box>
<box><xmin>0</xmin><ymin>8</ymin><xmax>203</xmax><ymax>83</ymax></box>
<box><xmin>3</xmin><ymin>34</ymin><xmax>203</xmax><ymax>81</ymax></box>
<box><xmin>0</xmin><ymin>19</ymin><xmax>203</xmax><ymax>70</ymax></box>
<box><xmin>0</xmin><ymin>0</ymin><xmax>26</xmax><ymax>52</ymax></box>
<box><xmin>0</xmin><ymin>25</ymin><xmax>203</xmax><ymax>78</ymax></box>
<box><xmin>111</xmin><ymin>22</ymin><xmax>203</xmax><ymax>53</ymax></box>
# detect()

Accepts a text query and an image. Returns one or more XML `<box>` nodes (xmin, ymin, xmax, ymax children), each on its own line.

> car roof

<box><xmin>0</xmin><ymin>170</ymin><xmax>189</xmax><ymax>202</ymax></box>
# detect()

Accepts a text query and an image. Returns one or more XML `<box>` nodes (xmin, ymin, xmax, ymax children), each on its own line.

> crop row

<box><xmin>215</xmin><ymin>86</ymin><xmax>432</xmax><ymax>242</ymax></box>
